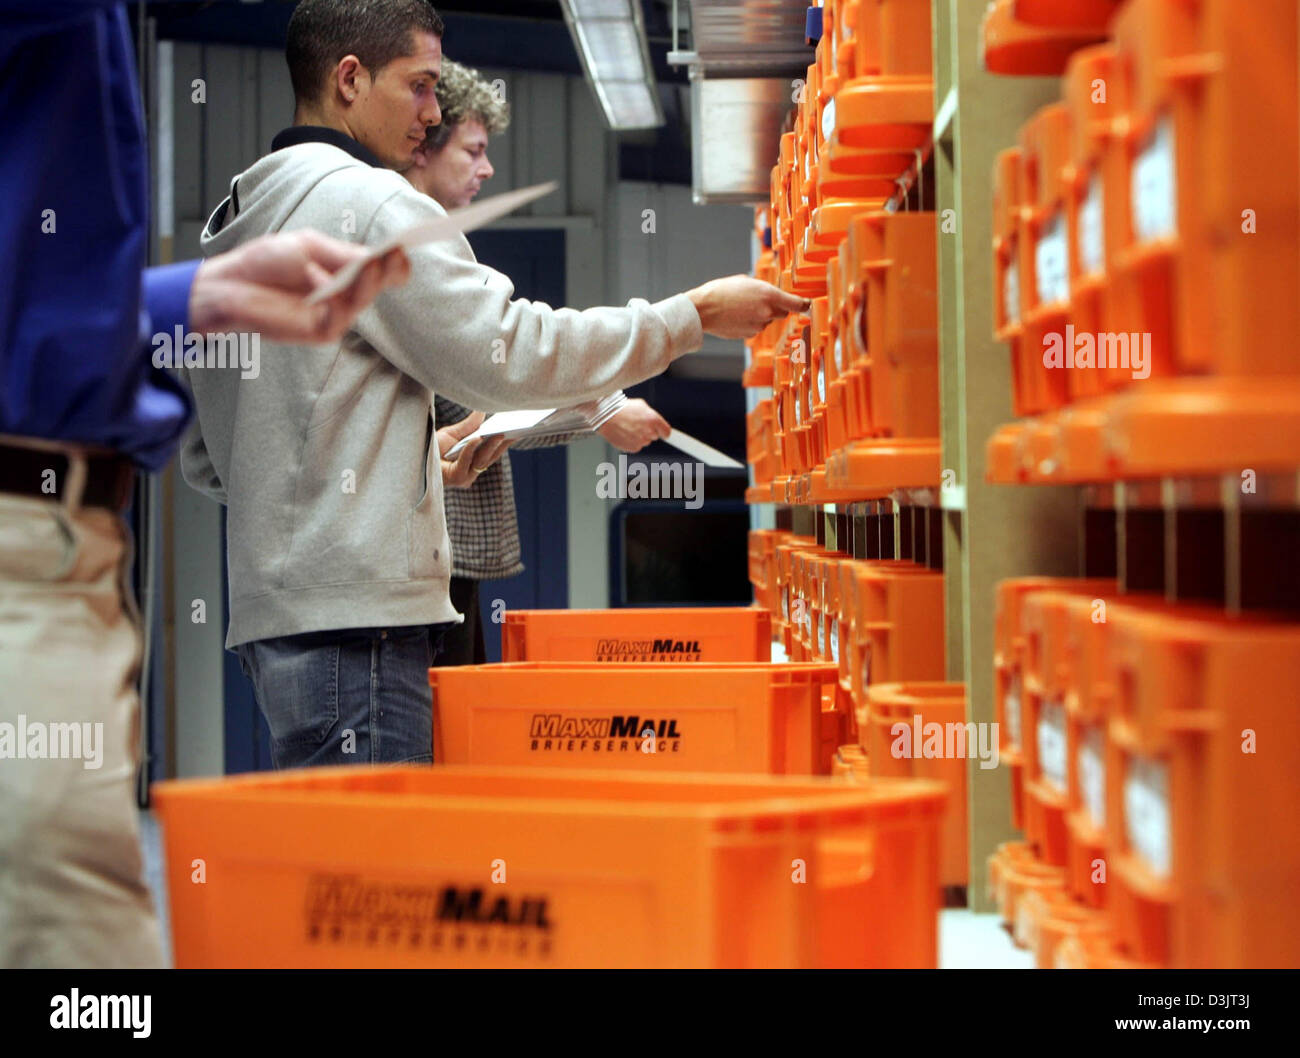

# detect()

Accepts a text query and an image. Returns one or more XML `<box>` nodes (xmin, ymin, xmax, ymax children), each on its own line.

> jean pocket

<box><xmin>245</xmin><ymin>636</ymin><xmax>341</xmax><ymax>748</ymax></box>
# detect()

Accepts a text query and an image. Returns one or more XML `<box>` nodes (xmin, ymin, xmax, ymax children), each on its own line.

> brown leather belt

<box><xmin>0</xmin><ymin>442</ymin><xmax>136</xmax><ymax>511</ymax></box>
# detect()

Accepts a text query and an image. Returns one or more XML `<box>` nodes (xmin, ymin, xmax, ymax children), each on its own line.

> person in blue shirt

<box><xmin>0</xmin><ymin>0</ymin><xmax>409</xmax><ymax>968</ymax></box>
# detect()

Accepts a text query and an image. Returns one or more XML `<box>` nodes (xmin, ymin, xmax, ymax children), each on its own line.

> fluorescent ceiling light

<box><xmin>574</xmin><ymin>19</ymin><xmax>645</xmax><ymax>82</ymax></box>
<box><xmin>594</xmin><ymin>80</ymin><xmax>660</xmax><ymax>130</ymax></box>
<box><xmin>559</xmin><ymin>0</ymin><xmax>664</xmax><ymax>130</ymax></box>
<box><xmin>568</xmin><ymin>0</ymin><xmax>632</xmax><ymax>16</ymax></box>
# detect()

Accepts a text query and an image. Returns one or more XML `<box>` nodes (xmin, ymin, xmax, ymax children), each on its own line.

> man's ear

<box><xmin>335</xmin><ymin>55</ymin><xmax>368</xmax><ymax>105</ymax></box>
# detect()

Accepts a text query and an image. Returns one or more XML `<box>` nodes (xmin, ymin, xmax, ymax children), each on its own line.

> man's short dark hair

<box><xmin>287</xmin><ymin>0</ymin><xmax>445</xmax><ymax>105</ymax></box>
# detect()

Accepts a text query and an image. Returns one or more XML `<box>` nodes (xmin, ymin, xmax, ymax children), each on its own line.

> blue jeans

<box><xmin>236</xmin><ymin>624</ymin><xmax>453</xmax><ymax>769</ymax></box>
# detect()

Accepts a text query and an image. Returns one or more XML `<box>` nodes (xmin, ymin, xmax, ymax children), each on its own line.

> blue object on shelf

<box><xmin>805</xmin><ymin>6</ymin><xmax>823</xmax><ymax>45</ymax></box>
<box><xmin>763</xmin><ymin>227</ymin><xmax>772</xmax><ymax>249</ymax></box>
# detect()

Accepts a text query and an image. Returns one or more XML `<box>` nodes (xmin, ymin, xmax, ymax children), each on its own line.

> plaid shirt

<box><xmin>434</xmin><ymin>396</ymin><xmax>585</xmax><ymax>580</ymax></box>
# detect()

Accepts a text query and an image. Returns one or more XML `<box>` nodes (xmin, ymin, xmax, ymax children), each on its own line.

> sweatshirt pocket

<box><xmin>407</xmin><ymin>419</ymin><xmax>450</xmax><ymax>581</ymax></box>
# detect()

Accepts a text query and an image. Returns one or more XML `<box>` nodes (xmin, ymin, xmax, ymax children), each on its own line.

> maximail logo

<box><xmin>529</xmin><ymin>714</ymin><xmax>684</xmax><ymax>753</ymax></box>
<box><xmin>595</xmin><ymin>638</ymin><xmax>703</xmax><ymax>661</ymax></box>
<box><xmin>305</xmin><ymin>875</ymin><xmax>554</xmax><ymax>958</ymax></box>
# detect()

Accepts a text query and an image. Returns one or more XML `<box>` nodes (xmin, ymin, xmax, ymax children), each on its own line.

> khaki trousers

<box><xmin>0</xmin><ymin>444</ymin><xmax>163</xmax><ymax>967</ymax></box>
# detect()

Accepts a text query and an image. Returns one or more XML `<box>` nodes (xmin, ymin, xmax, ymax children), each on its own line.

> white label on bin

<box><xmin>817</xmin><ymin>615</ymin><xmax>826</xmax><ymax>656</ymax></box>
<box><xmin>1079</xmin><ymin>172</ymin><xmax>1105</xmax><ymax>277</ymax></box>
<box><xmin>834</xmin><ymin>335</ymin><xmax>844</xmax><ymax>373</ymax></box>
<box><xmin>1132</xmin><ymin>116</ymin><xmax>1178</xmax><ymax>243</ymax></box>
<box><xmin>1079</xmin><ymin>725</ymin><xmax>1105</xmax><ymax>826</ymax></box>
<box><xmin>817</xmin><ymin>359</ymin><xmax>827</xmax><ymax>403</ymax></box>
<box><xmin>1003</xmin><ymin>258</ymin><xmax>1021</xmax><ymax>325</ymax></box>
<box><xmin>794</xmin><ymin>394</ymin><xmax>803</xmax><ymax>424</ymax></box>
<box><xmin>782</xmin><ymin>588</ymin><xmax>790</xmax><ymax>620</ymax></box>
<box><xmin>1005</xmin><ymin>672</ymin><xmax>1023</xmax><ymax>747</ymax></box>
<box><xmin>1124</xmin><ymin>755</ymin><xmax>1172</xmax><ymax>879</ymax></box>
<box><xmin>1035</xmin><ymin>211</ymin><xmax>1069</xmax><ymax>307</ymax></box>
<box><xmin>831</xmin><ymin>619</ymin><xmax>840</xmax><ymax>664</ymax></box>
<box><xmin>1036</xmin><ymin>697</ymin><xmax>1067</xmax><ymax>792</ymax></box>
<box><xmin>860</xmin><ymin>642</ymin><xmax>873</xmax><ymax>694</ymax></box>
<box><xmin>822</xmin><ymin>98</ymin><xmax>837</xmax><ymax>143</ymax></box>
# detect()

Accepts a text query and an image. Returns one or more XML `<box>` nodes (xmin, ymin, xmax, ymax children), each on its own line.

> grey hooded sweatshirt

<box><xmin>181</xmin><ymin>135</ymin><xmax>702</xmax><ymax>648</ymax></box>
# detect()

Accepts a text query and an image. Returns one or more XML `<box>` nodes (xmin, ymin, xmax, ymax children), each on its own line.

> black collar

<box><xmin>270</xmin><ymin>125</ymin><xmax>383</xmax><ymax>168</ymax></box>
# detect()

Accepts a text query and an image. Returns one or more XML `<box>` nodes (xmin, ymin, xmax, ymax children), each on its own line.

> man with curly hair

<box><xmin>406</xmin><ymin>60</ymin><xmax>671</xmax><ymax>664</ymax></box>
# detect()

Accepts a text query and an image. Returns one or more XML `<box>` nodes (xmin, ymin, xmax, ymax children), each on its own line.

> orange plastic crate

<box><xmin>982</xmin><ymin>0</ymin><xmax>1109</xmax><ymax>77</ymax></box>
<box><xmin>1063</xmin><ymin>44</ymin><xmax>1126</xmax><ymax>404</ymax></box>
<box><xmin>1014</xmin><ymin>0</ymin><xmax>1122</xmax><ymax>30</ymax></box>
<box><xmin>992</xmin><ymin>147</ymin><xmax>1030</xmax><ymax>416</ymax></box>
<box><xmin>833</xmin><ymin>561</ymin><xmax>858</xmax><ymax>711</ymax></box>
<box><xmin>989</xmin><ymin>841</ymin><xmax>1067</xmax><ymax>935</ymax></box>
<box><xmin>153</xmin><ymin>765</ymin><xmax>947</xmax><ymax>968</ymax></box>
<box><xmin>1054</xmin><ymin>933</ymin><xmax>1160</xmax><ymax>969</ymax></box>
<box><xmin>846</xmin><ymin>559</ymin><xmax>945</xmax><ymax>718</ymax></box>
<box><xmin>831</xmin><ymin>0</ymin><xmax>933</xmax><ymax>151</ymax></box>
<box><xmin>1100</xmin><ymin>0</ymin><xmax>1300</xmax><ymax>477</ymax></box>
<box><xmin>1017</xmin><ymin>103</ymin><xmax>1072</xmax><ymax>416</ymax></box>
<box><xmin>993</xmin><ymin>577</ymin><xmax>1115</xmax><ymax>831</ymax></box>
<box><xmin>858</xmin><ymin>211</ymin><xmax>940</xmax><ymax>440</ymax></box>
<box><xmin>1104</xmin><ymin>603</ymin><xmax>1300</xmax><ymax>968</ymax></box>
<box><xmin>832</xmin><ymin>742</ymin><xmax>869</xmax><ymax>779</ymax></box>
<box><xmin>1111</xmin><ymin>0</ymin><xmax>1299</xmax><ymax>382</ymax></box>
<box><xmin>776</xmin><ymin>539</ymin><xmax>815</xmax><ymax>655</ymax></box>
<box><xmin>1049</xmin><ymin>588</ymin><xmax>1165</xmax><ymax>907</ymax></box>
<box><xmin>1020</xmin><ymin>590</ymin><xmax>1084</xmax><ymax>867</ymax></box>
<box><xmin>748</xmin><ymin>529</ymin><xmax>789</xmax><ymax>619</ymax></box>
<box><xmin>863</xmin><ymin>682</ymin><xmax>970</xmax><ymax>887</ymax></box>
<box><xmin>818</xmin><ymin>0</ymin><xmax>924</xmax><ymax>179</ymax></box>
<box><xmin>430</xmin><ymin>661</ymin><xmax>840</xmax><ymax>776</ymax></box>
<box><xmin>500</xmin><ymin>607</ymin><xmax>772</xmax><ymax>664</ymax></box>
<box><xmin>1060</xmin><ymin>593</ymin><xmax>1113</xmax><ymax>910</ymax></box>
<box><xmin>1019</xmin><ymin>887</ymin><xmax>1113</xmax><ymax>969</ymax></box>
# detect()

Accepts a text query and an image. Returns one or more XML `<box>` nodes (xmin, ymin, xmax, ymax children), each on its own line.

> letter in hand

<box><xmin>189</xmin><ymin>230</ymin><xmax>411</xmax><ymax>343</ymax></box>
<box><xmin>439</xmin><ymin>410</ymin><xmax>513</xmax><ymax>489</ymax></box>
<box><xmin>597</xmin><ymin>399</ymin><xmax>671</xmax><ymax>453</ymax></box>
<box><xmin>685</xmin><ymin>275</ymin><xmax>810</xmax><ymax>340</ymax></box>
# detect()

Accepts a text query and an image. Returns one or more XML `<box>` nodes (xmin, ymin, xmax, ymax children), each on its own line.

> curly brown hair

<box><xmin>424</xmin><ymin>59</ymin><xmax>511</xmax><ymax>152</ymax></box>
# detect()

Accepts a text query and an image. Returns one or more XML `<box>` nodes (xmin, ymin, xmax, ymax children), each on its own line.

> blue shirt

<box><xmin>1</xmin><ymin>1</ymin><xmax>197</xmax><ymax>470</ymax></box>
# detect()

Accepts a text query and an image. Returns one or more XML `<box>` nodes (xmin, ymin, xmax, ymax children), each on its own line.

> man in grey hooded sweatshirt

<box><xmin>181</xmin><ymin>0</ymin><xmax>805</xmax><ymax>769</ymax></box>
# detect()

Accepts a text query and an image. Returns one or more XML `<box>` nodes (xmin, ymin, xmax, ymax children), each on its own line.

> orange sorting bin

<box><xmin>501</xmin><ymin>607</ymin><xmax>772</xmax><ymax>664</ymax></box>
<box><xmin>988</xmin><ymin>840</ymin><xmax>1066</xmax><ymax>933</ymax></box>
<box><xmin>845</xmin><ymin>559</ymin><xmax>945</xmax><ymax>718</ymax></box>
<box><xmin>994</xmin><ymin>577</ymin><xmax>1115</xmax><ymax>831</ymax></box>
<box><xmin>832</xmin><ymin>0</ymin><xmax>933</xmax><ymax>151</ymax></box>
<box><xmin>1017</xmin><ymin>103</ymin><xmax>1072</xmax><ymax>416</ymax></box>
<box><xmin>982</xmin><ymin>0</ymin><xmax>1109</xmax><ymax>77</ymax></box>
<box><xmin>992</xmin><ymin>147</ymin><xmax>1030</xmax><ymax>416</ymax></box>
<box><xmin>430</xmin><ymin>661</ymin><xmax>839</xmax><ymax>776</ymax></box>
<box><xmin>1019</xmin><ymin>590</ymin><xmax>1078</xmax><ymax>868</ymax></box>
<box><xmin>863</xmin><ymin>682</ymin><xmax>969</xmax><ymax>887</ymax></box>
<box><xmin>1103</xmin><ymin>602</ymin><xmax>1300</xmax><ymax>968</ymax></box>
<box><xmin>153</xmin><ymin>765</ymin><xmax>946</xmax><ymax>968</ymax></box>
